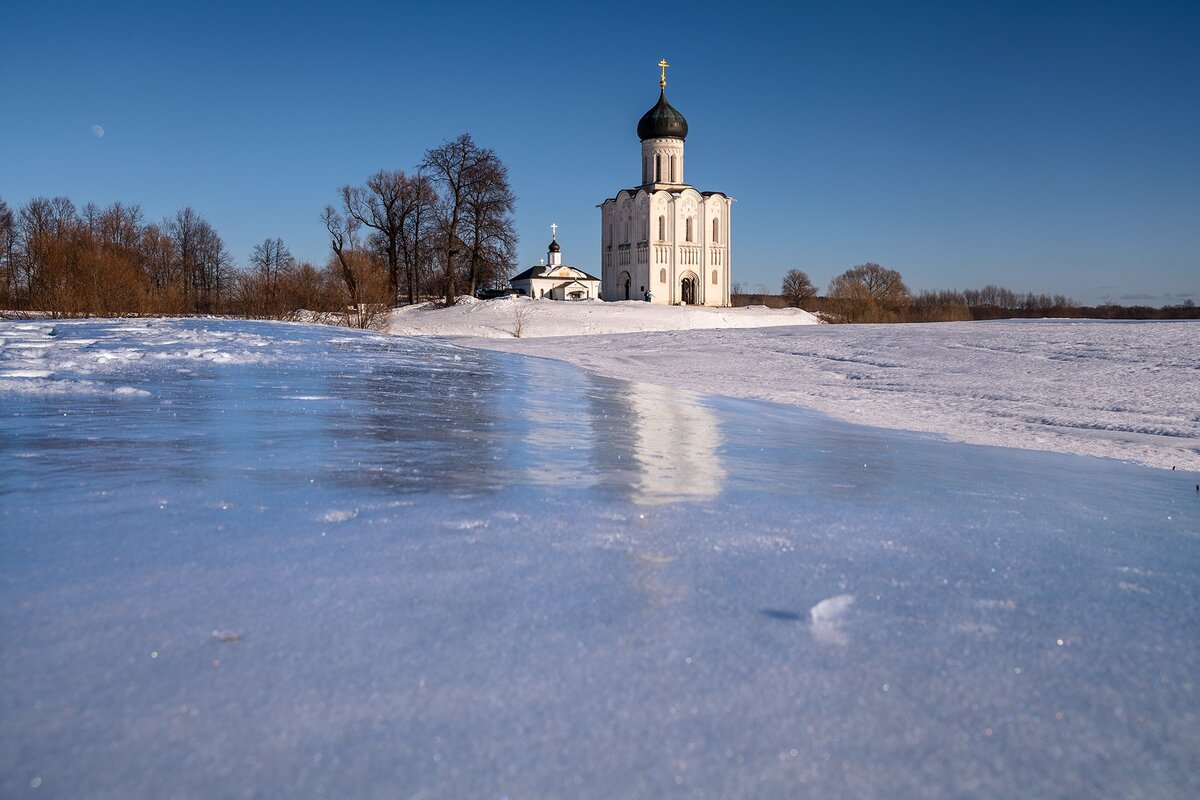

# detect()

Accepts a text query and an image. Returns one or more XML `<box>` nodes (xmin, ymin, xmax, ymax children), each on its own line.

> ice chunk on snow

<box><xmin>809</xmin><ymin>593</ymin><xmax>856</xmax><ymax>623</ymax></box>
<box><xmin>810</xmin><ymin>594</ymin><xmax>856</xmax><ymax>645</ymax></box>
<box><xmin>0</xmin><ymin>370</ymin><xmax>52</xmax><ymax>378</ymax></box>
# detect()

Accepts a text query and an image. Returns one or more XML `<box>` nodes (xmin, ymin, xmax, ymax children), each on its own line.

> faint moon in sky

<box><xmin>91</xmin><ymin>124</ymin><xmax>104</xmax><ymax>138</ymax></box>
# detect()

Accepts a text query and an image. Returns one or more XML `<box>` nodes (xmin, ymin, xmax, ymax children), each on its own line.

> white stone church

<box><xmin>600</xmin><ymin>63</ymin><xmax>732</xmax><ymax>305</ymax></box>
<box><xmin>509</xmin><ymin>227</ymin><xmax>601</xmax><ymax>301</ymax></box>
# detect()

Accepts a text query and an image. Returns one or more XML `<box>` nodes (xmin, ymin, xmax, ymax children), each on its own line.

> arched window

<box><xmin>643</xmin><ymin>157</ymin><xmax>648</xmax><ymax>183</ymax></box>
<box><xmin>655</xmin><ymin>155</ymin><xmax>662</xmax><ymax>182</ymax></box>
<box><xmin>711</xmin><ymin>269</ymin><xmax>718</xmax><ymax>285</ymax></box>
<box><xmin>712</xmin><ymin>217</ymin><xmax>719</xmax><ymax>242</ymax></box>
<box><xmin>659</xmin><ymin>268</ymin><xmax>666</xmax><ymax>283</ymax></box>
<box><xmin>658</xmin><ymin>215</ymin><xmax>665</xmax><ymax>241</ymax></box>
<box><xmin>685</xmin><ymin>218</ymin><xmax>693</xmax><ymax>242</ymax></box>
<box><xmin>669</xmin><ymin>155</ymin><xmax>676</xmax><ymax>183</ymax></box>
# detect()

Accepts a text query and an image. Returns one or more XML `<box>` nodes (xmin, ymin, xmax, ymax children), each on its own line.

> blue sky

<box><xmin>2</xmin><ymin>0</ymin><xmax>1197</xmax><ymax>304</ymax></box>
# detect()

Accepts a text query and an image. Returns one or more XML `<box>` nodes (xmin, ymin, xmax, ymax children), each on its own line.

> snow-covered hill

<box><xmin>385</xmin><ymin>296</ymin><xmax>820</xmax><ymax>338</ymax></box>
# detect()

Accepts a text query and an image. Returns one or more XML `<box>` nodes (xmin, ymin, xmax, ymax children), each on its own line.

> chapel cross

<box><xmin>551</xmin><ymin>223</ymin><xmax>557</xmax><ymax>239</ymax></box>
<box><xmin>658</xmin><ymin>59</ymin><xmax>669</xmax><ymax>88</ymax></box>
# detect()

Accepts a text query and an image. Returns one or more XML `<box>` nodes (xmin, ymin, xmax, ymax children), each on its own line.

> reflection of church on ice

<box><xmin>600</xmin><ymin>61</ymin><xmax>732</xmax><ymax>305</ymax></box>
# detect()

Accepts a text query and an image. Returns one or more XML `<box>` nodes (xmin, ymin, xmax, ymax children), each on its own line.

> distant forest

<box><xmin>0</xmin><ymin>133</ymin><xmax>516</xmax><ymax>328</ymax></box>
<box><xmin>747</xmin><ymin>266</ymin><xmax>1199</xmax><ymax>322</ymax></box>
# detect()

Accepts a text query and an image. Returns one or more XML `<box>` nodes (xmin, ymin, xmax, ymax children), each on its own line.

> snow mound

<box><xmin>386</xmin><ymin>296</ymin><xmax>820</xmax><ymax>338</ymax></box>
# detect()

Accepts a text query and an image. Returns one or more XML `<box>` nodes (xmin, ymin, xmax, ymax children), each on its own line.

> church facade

<box><xmin>599</xmin><ymin>62</ymin><xmax>732</xmax><ymax>306</ymax></box>
<box><xmin>509</xmin><ymin>228</ymin><xmax>601</xmax><ymax>300</ymax></box>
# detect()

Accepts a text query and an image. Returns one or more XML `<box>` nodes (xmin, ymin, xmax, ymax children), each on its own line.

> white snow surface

<box><xmin>386</xmin><ymin>295</ymin><xmax>821</xmax><ymax>338</ymax></box>
<box><xmin>433</xmin><ymin>311</ymin><xmax>1200</xmax><ymax>471</ymax></box>
<box><xmin>3</xmin><ymin>318</ymin><xmax>1200</xmax><ymax>799</ymax></box>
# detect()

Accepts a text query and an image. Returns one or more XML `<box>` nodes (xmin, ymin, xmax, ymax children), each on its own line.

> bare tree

<box><xmin>461</xmin><ymin>150</ymin><xmax>517</xmax><ymax>297</ymax></box>
<box><xmin>826</xmin><ymin>263</ymin><xmax>910</xmax><ymax>323</ymax></box>
<box><xmin>508</xmin><ymin>298</ymin><xmax>531</xmax><ymax>338</ymax></box>
<box><xmin>16</xmin><ymin>197</ymin><xmax>77</xmax><ymax>312</ymax></box>
<box><xmin>96</xmin><ymin>202</ymin><xmax>143</xmax><ymax>253</ymax></box>
<box><xmin>249</xmin><ymin>237</ymin><xmax>293</xmax><ymax>284</ymax></box>
<box><xmin>780</xmin><ymin>269</ymin><xmax>817</xmax><ymax>309</ymax></box>
<box><xmin>964</xmin><ymin>284</ymin><xmax>1019</xmax><ymax>318</ymax></box>
<box><xmin>323</xmin><ymin>205</ymin><xmax>360</xmax><ymax>308</ymax></box>
<box><xmin>340</xmin><ymin>170</ymin><xmax>430</xmax><ymax>306</ymax></box>
<box><xmin>168</xmin><ymin>207</ymin><xmax>230</xmax><ymax>313</ymax></box>
<box><xmin>20</xmin><ymin>197</ymin><xmax>76</xmax><ymax>239</ymax></box>
<box><xmin>0</xmin><ymin>199</ymin><xmax>14</xmax><ymax>306</ymax></box>
<box><xmin>286</xmin><ymin>260</ymin><xmax>339</xmax><ymax>317</ymax></box>
<box><xmin>85</xmin><ymin>203</ymin><xmax>145</xmax><ymax>314</ymax></box>
<box><xmin>4</xmin><ymin>193</ymin><xmax>335</xmax><ymax>319</ymax></box>
<box><xmin>403</xmin><ymin>172</ymin><xmax>437</xmax><ymax>302</ymax></box>
<box><xmin>322</xmin><ymin>205</ymin><xmax>390</xmax><ymax>328</ymax></box>
<box><xmin>138</xmin><ymin>223</ymin><xmax>184</xmax><ymax>312</ymax></box>
<box><xmin>422</xmin><ymin>133</ymin><xmax>487</xmax><ymax>305</ymax></box>
<box><xmin>910</xmin><ymin>290</ymin><xmax>972</xmax><ymax>322</ymax></box>
<box><xmin>248</xmin><ymin>237</ymin><xmax>294</xmax><ymax>312</ymax></box>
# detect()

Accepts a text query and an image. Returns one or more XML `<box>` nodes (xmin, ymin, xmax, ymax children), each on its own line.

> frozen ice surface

<box><xmin>2</xmin><ymin>319</ymin><xmax>1198</xmax><ymax>799</ymax></box>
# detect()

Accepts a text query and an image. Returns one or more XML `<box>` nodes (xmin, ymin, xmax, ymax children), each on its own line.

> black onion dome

<box><xmin>548</xmin><ymin>238</ymin><xmax>560</xmax><ymax>253</ymax></box>
<box><xmin>637</xmin><ymin>89</ymin><xmax>688</xmax><ymax>141</ymax></box>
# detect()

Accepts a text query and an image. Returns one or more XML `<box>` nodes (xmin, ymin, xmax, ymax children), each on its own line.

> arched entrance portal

<box><xmin>619</xmin><ymin>271</ymin><xmax>631</xmax><ymax>300</ymax></box>
<box><xmin>680</xmin><ymin>273</ymin><xmax>698</xmax><ymax>305</ymax></box>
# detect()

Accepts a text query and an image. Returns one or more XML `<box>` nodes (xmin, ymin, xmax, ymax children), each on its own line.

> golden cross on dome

<box><xmin>658</xmin><ymin>59</ymin><xmax>669</xmax><ymax>88</ymax></box>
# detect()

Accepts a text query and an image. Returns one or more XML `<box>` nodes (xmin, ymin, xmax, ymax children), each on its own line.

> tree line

<box><xmin>770</xmin><ymin>265</ymin><xmax>1198</xmax><ymax>322</ymax></box>
<box><xmin>0</xmin><ymin>133</ymin><xmax>516</xmax><ymax>327</ymax></box>
<box><xmin>322</xmin><ymin>132</ymin><xmax>515</xmax><ymax>319</ymax></box>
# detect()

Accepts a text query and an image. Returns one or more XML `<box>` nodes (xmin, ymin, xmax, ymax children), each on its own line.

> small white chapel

<box><xmin>509</xmin><ymin>226</ymin><xmax>602</xmax><ymax>301</ymax></box>
<box><xmin>599</xmin><ymin>60</ymin><xmax>732</xmax><ymax>305</ymax></box>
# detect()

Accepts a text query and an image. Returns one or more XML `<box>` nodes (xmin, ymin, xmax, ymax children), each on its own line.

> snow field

<box><xmin>467</xmin><ymin>317</ymin><xmax>1200</xmax><ymax>470</ymax></box>
<box><xmin>386</xmin><ymin>295</ymin><xmax>820</xmax><ymax>338</ymax></box>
